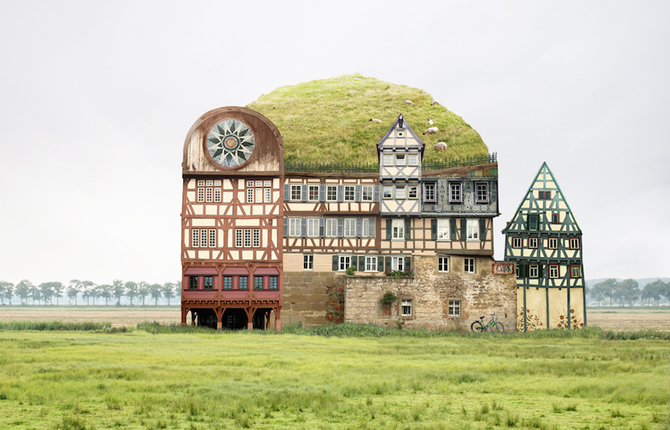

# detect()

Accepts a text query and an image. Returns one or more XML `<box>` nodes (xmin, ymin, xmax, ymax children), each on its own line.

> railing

<box><xmin>285</xmin><ymin>153</ymin><xmax>497</xmax><ymax>173</ymax></box>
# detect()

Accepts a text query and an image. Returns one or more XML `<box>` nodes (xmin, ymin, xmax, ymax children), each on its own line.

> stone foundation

<box><xmin>281</xmin><ymin>271</ymin><xmax>344</xmax><ymax>326</ymax></box>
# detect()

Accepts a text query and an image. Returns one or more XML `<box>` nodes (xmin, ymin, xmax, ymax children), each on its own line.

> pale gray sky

<box><xmin>1</xmin><ymin>1</ymin><xmax>668</xmax><ymax>285</ymax></box>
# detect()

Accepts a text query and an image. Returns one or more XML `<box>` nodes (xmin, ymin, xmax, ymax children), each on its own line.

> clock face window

<box><xmin>207</xmin><ymin>119</ymin><xmax>256</xmax><ymax>168</ymax></box>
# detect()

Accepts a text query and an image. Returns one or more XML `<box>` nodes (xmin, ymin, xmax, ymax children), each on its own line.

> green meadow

<box><xmin>0</xmin><ymin>325</ymin><xmax>668</xmax><ymax>429</ymax></box>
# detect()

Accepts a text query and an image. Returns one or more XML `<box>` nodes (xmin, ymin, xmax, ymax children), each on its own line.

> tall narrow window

<box><xmin>549</xmin><ymin>265</ymin><xmax>559</xmax><ymax>279</ymax></box>
<box><xmin>253</xmin><ymin>229</ymin><xmax>260</xmax><ymax>247</ymax></box>
<box><xmin>235</xmin><ymin>229</ymin><xmax>243</xmax><ymax>247</ymax></box>
<box><xmin>464</xmin><ymin>258</ymin><xmax>475</xmax><ymax>273</ymax></box>
<box><xmin>191</xmin><ymin>229</ymin><xmax>199</xmax><ymax>248</ymax></box>
<box><xmin>529</xmin><ymin>264</ymin><xmax>539</xmax><ymax>278</ymax></box>
<box><xmin>239</xmin><ymin>276</ymin><xmax>248</xmax><ymax>290</ymax></box>
<box><xmin>449</xmin><ymin>183</ymin><xmax>462</xmax><ymax>203</ymax></box>
<box><xmin>392</xmin><ymin>256</ymin><xmax>404</xmax><ymax>271</ymax></box>
<box><xmin>244</xmin><ymin>229</ymin><xmax>252</xmax><ymax>247</ymax></box>
<box><xmin>204</xmin><ymin>276</ymin><xmax>213</xmax><ymax>290</ymax></box>
<box><xmin>448</xmin><ymin>300</ymin><xmax>461</xmax><ymax>317</ymax></box>
<box><xmin>570</xmin><ymin>238</ymin><xmax>581</xmax><ymax>249</ymax></box>
<box><xmin>189</xmin><ymin>276</ymin><xmax>198</xmax><ymax>290</ymax></box>
<box><xmin>392</xmin><ymin>219</ymin><xmax>404</xmax><ymax>240</ymax></box>
<box><xmin>476</xmin><ymin>183</ymin><xmax>488</xmax><ymax>203</ymax></box>
<box><xmin>269</xmin><ymin>276</ymin><xmax>278</xmax><ymax>290</ymax></box>
<box><xmin>343</xmin><ymin>218</ymin><xmax>356</xmax><ymax>237</ymax></box>
<box><xmin>466</xmin><ymin>219</ymin><xmax>480</xmax><ymax>241</ymax></box>
<box><xmin>247</xmin><ymin>188</ymin><xmax>254</xmax><ymax>203</ymax></box>
<box><xmin>365</xmin><ymin>256</ymin><xmax>377</xmax><ymax>272</ymax></box>
<box><xmin>512</xmin><ymin>237</ymin><xmax>522</xmax><ymax>248</ymax></box>
<box><xmin>424</xmin><ymin>183</ymin><xmax>435</xmax><ymax>202</ymax></box>
<box><xmin>288</xmin><ymin>218</ymin><xmax>301</xmax><ymax>237</ymax></box>
<box><xmin>223</xmin><ymin>276</ymin><xmax>233</xmax><ymax>290</ymax></box>
<box><xmin>209</xmin><ymin>229</ymin><xmax>216</xmax><ymax>247</ymax></box>
<box><xmin>528</xmin><ymin>237</ymin><xmax>538</xmax><ymax>248</ymax></box>
<box><xmin>548</xmin><ymin>237</ymin><xmax>558</xmax><ymax>249</ymax></box>
<box><xmin>438</xmin><ymin>257</ymin><xmax>449</xmax><ymax>272</ymax></box>
<box><xmin>338</xmin><ymin>255</ymin><xmax>351</xmax><ymax>271</ymax></box>
<box><xmin>307</xmin><ymin>218</ymin><xmax>320</xmax><ymax>237</ymax></box>
<box><xmin>206</xmin><ymin>187</ymin><xmax>213</xmax><ymax>202</ymax></box>
<box><xmin>200</xmin><ymin>229</ymin><xmax>208</xmax><ymax>247</ymax></box>
<box><xmin>254</xmin><ymin>276</ymin><xmax>264</xmax><ymax>290</ymax></box>
<box><xmin>197</xmin><ymin>188</ymin><xmax>204</xmax><ymax>202</ymax></box>
<box><xmin>264</xmin><ymin>187</ymin><xmax>272</xmax><ymax>203</ymax></box>
<box><xmin>325</xmin><ymin>218</ymin><xmax>338</xmax><ymax>237</ymax></box>
<box><xmin>214</xmin><ymin>188</ymin><xmax>221</xmax><ymax>202</ymax></box>
<box><xmin>437</xmin><ymin>219</ymin><xmax>450</xmax><ymax>241</ymax></box>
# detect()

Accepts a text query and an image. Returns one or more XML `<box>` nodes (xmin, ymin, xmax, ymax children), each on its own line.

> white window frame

<box><xmin>206</xmin><ymin>187</ymin><xmax>213</xmax><ymax>202</ymax></box>
<box><xmin>344</xmin><ymin>185</ymin><xmax>355</xmax><ymax>201</ymax></box>
<box><xmin>209</xmin><ymin>229</ymin><xmax>216</xmax><ymax>247</ymax></box>
<box><xmin>395</xmin><ymin>185</ymin><xmax>406</xmax><ymax>199</ymax></box>
<box><xmin>392</xmin><ymin>256</ymin><xmax>404</xmax><ymax>271</ymax></box>
<box><xmin>395</xmin><ymin>153</ymin><xmax>406</xmax><ymax>166</ymax></box>
<box><xmin>438</xmin><ymin>256</ymin><xmax>449</xmax><ymax>272</ymax></box>
<box><xmin>303</xmin><ymin>254</ymin><xmax>313</xmax><ymax>270</ymax></box>
<box><xmin>448</xmin><ymin>300</ymin><xmax>461</xmax><ymax>317</ymax></box>
<box><xmin>290</xmin><ymin>184</ymin><xmax>302</xmax><ymax>201</ymax></box>
<box><xmin>361</xmin><ymin>185</ymin><xmax>374</xmax><ymax>202</ymax></box>
<box><xmin>466</xmin><ymin>219</ymin><xmax>480</xmax><ymax>241</ymax></box>
<box><xmin>383</xmin><ymin>185</ymin><xmax>393</xmax><ymax>199</ymax></box>
<box><xmin>253</xmin><ymin>229</ymin><xmax>260</xmax><ymax>247</ymax></box>
<box><xmin>326</xmin><ymin>185</ymin><xmax>338</xmax><ymax>202</ymax></box>
<box><xmin>569</xmin><ymin>238</ymin><xmax>581</xmax><ymax>249</ymax></box>
<box><xmin>464</xmin><ymin>257</ymin><xmax>475</xmax><ymax>273</ymax></box>
<box><xmin>235</xmin><ymin>229</ymin><xmax>243</xmax><ymax>247</ymax></box>
<box><xmin>247</xmin><ymin>187</ymin><xmax>254</xmax><ymax>203</ymax></box>
<box><xmin>437</xmin><ymin>219</ymin><xmax>450</xmax><ymax>241</ymax></box>
<box><xmin>191</xmin><ymin>229</ymin><xmax>199</xmax><ymax>248</ymax></box>
<box><xmin>197</xmin><ymin>188</ymin><xmax>204</xmax><ymax>203</ymax></box>
<box><xmin>548</xmin><ymin>237</ymin><xmax>558</xmax><ymax>249</ymax></box>
<box><xmin>264</xmin><ymin>187</ymin><xmax>272</xmax><ymax>203</ymax></box>
<box><xmin>306</xmin><ymin>218</ymin><xmax>320</xmax><ymax>237</ymax></box>
<box><xmin>308</xmin><ymin>185</ymin><xmax>320</xmax><ymax>202</ymax></box>
<box><xmin>529</xmin><ymin>237</ymin><xmax>539</xmax><ymax>249</ymax></box>
<box><xmin>449</xmin><ymin>182</ymin><xmax>462</xmax><ymax>203</ymax></box>
<box><xmin>244</xmin><ymin>229</ymin><xmax>252</xmax><ymax>247</ymax></box>
<box><xmin>401</xmin><ymin>299</ymin><xmax>412</xmax><ymax>317</ymax></box>
<box><xmin>214</xmin><ymin>188</ymin><xmax>221</xmax><ymax>202</ymax></box>
<box><xmin>392</xmin><ymin>219</ymin><xmax>404</xmax><ymax>240</ymax></box>
<box><xmin>288</xmin><ymin>218</ymin><xmax>301</xmax><ymax>237</ymax></box>
<box><xmin>325</xmin><ymin>218</ymin><xmax>338</xmax><ymax>237</ymax></box>
<box><xmin>365</xmin><ymin>256</ymin><xmax>377</xmax><ymax>272</ymax></box>
<box><xmin>408</xmin><ymin>154</ymin><xmax>418</xmax><ymax>166</ymax></box>
<box><xmin>549</xmin><ymin>264</ymin><xmax>559</xmax><ymax>279</ymax></box>
<box><xmin>383</xmin><ymin>154</ymin><xmax>393</xmax><ymax>166</ymax></box>
<box><xmin>338</xmin><ymin>255</ymin><xmax>351</xmax><ymax>271</ymax></box>
<box><xmin>512</xmin><ymin>237</ymin><xmax>522</xmax><ymax>248</ymax></box>
<box><xmin>529</xmin><ymin>264</ymin><xmax>539</xmax><ymax>278</ymax></box>
<box><xmin>476</xmin><ymin>182</ymin><xmax>489</xmax><ymax>203</ymax></box>
<box><xmin>343</xmin><ymin>218</ymin><xmax>356</xmax><ymax>237</ymax></box>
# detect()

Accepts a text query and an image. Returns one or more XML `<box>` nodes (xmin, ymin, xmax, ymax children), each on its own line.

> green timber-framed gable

<box><xmin>502</xmin><ymin>162</ymin><xmax>585</xmax><ymax>332</ymax></box>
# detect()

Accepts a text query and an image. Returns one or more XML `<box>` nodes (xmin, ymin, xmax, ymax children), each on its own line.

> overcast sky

<box><xmin>1</xmin><ymin>1</ymin><xmax>668</xmax><ymax>286</ymax></box>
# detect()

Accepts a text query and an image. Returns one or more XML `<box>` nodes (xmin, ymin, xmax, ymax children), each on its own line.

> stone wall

<box><xmin>281</xmin><ymin>271</ymin><xmax>344</xmax><ymax>326</ymax></box>
<box><xmin>344</xmin><ymin>255</ymin><xmax>517</xmax><ymax>331</ymax></box>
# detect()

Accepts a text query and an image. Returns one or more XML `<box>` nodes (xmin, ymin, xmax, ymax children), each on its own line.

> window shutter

<box><xmin>283</xmin><ymin>217</ymin><xmax>288</xmax><ymax>237</ymax></box>
<box><xmin>319</xmin><ymin>218</ymin><xmax>325</xmax><ymax>237</ymax></box>
<box><xmin>358</xmin><ymin>256</ymin><xmax>365</xmax><ymax>271</ymax></box>
<box><xmin>524</xmin><ymin>264</ymin><xmax>530</xmax><ymax>277</ymax></box>
<box><xmin>404</xmin><ymin>256</ymin><xmax>412</xmax><ymax>272</ymax></box>
<box><xmin>460</xmin><ymin>219</ymin><xmax>467</xmax><ymax>240</ymax></box>
<box><xmin>337</xmin><ymin>185</ymin><xmax>344</xmax><ymax>202</ymax></box>
<box><xmin>368</xmin><ymin>218</ymin><xmax>376</xmax><ymax>238</ymax></box>
<box><xmin>431</xmin><ymin>219</ymin><xmax>437</xmax><ymax>240</ymax></box>
<box><xmin>301</xmin><ymin>184</ymin><xmax>308</xmax><ymax>202</ymax></box>
<box><xmin>337</xmin><ymin>217</ymin><xmax>344</xmax><ymax>237</ymax></box>
<box><xmin>356</xmin><ymin>218</ymin><xmax>363</xmax><ymax>237</ymax></box>
<box><xmin>283</xmin><ymin>184</ymin><xmax>289</xmax><ymax>201</ymax></box>
<box><xmin>301</xmin><ymin>217</ymin><xmax>307</xmax><ymax>237</ymax></box>
<box><xmin>355</xmin><ymin>185</ymin><xmax>361</xmax><ymax>202</ymax></box>
<box><xmin>332</xmin><ymin>255</ymin><xmax>338</xmax><ymax>271</ymax></box>
<box><xmin>539</xmin><ymin>264</ymin><xmax>544</xmax><ymax>278</ymax></box>
<box><xmin>373</xmin><ymin>185</ymin><xmax>380</xmax><ymax>202</ymax></box>
<box><xmin>450</xmin><ymin>219</ymin><xmax>457</xmax><ymax>241</ymax></box>
<box><xmin>351</xmin><ymin>256</ymin><xmax>357</xmax><ymax>270</ymax></box>
<box><xmin>378</xmin><ymin>256</ymin><xmax>384</xmax><ymax>272</ymax></box>
<box><xmin>319</xmin><ymin>184</ymin><xmax>325</xmax><ymax>202</ymax></box>
<box><xmin>479</xmin><ymin>218</ymin><xmax>487</xmax><ymax>241</ymax></box>
<box><xmin>404</xmin><ymin>218</ymin><xmax>411</xmax><ymax>240</ymax></box>
<box><xmin>385</xmin><ymin>256</ymin><xmax>392</xmax><ymax>271</ymax></box>
<box><xmin>386</xmin><ymin>219</ymin><xmax>392</xmax><ymax>240</ymax></box>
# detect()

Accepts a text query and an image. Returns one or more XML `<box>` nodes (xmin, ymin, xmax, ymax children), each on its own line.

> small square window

<box><xmin>512</xmin><ymin>237</ymin><xmax>522</xmax><ymax>248</ymax></box>
<box><xmin>549</xmin><ymin>265</ymin><xmax>559</xmax><ymax>279</ymax></box>
<box><xmin>344</xmin><ymin>186</ymin><xmax>355</xmax><ymax>201</ymax></box>
<box><xmin>464</xmin><ymin>258</ymin><xmax>475</xmax><ymax>273</ymax></box>
<box><xmin>395</xmin><ymin>154</ymin><xmax>406</xmax><ymax>166</ymax></box>
<box><xmin>570</xmin><ymin>238</ymin><xmax>581</xmax><ymax>249</ymax></box>
<box><xmin>290</xmin><ymin>184</ymin><xmax>302</xmax><ymax>201</ymax></box>
<box><xmin>395</xmin><ymin>185</ymin><xmax>405</xmax><ymax>199</ymax></box>
<box><xmin>552</xmin><ymin>213</ymin><xmax>560</xmax><ymax>224</ymax></box>
<box><xmin>570</xmin><ymin>265</ymin><xmax>581</xmax><ymax>278</ymax></box>
<box><xmin>383</xmin><ymin>185</ymin><xmax>393</xmax><ymax>199</ymax></box>
<box><xmin>361</xmin><ymin>185</ymin><xmax>374</xmax><ymax>201</ymax></box>
<box><xmin>326</xmin><ymin>185</ymin><xmax>338</xmax><ymax>202</ymax></box>
<box><xmin>383</xmin><ymin>154</ymin><xmax>394</xmax><ymax>166</ymax></box>
<box><xmin>438</xmin><ymin>256</ymin><xmax>449</xmax><ymax>272</ymax></box>
<box><xmin>308</xmin><ymin>185</ymin><xmax>320</xmax><ymax>201</ymax></box>
<box><xmin>448</xmin><ymin>300</ymin><xmax>461</xmax><ymax>317</ymax></box>
<box><xmin>408</xmin><ymin>154</ymin><xmax>418</xmax><ymax>166</ymax></box>
<box><xmin>408</xmin><ymin>185</ymin><xmax>418</xmax><ymax>199</ymax></box>
<box><xmin>548</xmin><ymin>237</ymin><xmax>558</xmax><ymax>249</ymax></box>
<box><xmin>528</xmin><ymin>237</ymin><xmax>538</xmax><ymax>248</ymax></box>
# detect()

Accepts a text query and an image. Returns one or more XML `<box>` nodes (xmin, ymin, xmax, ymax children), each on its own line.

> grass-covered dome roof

<box><xmin>246</xmin><ymin>74</ymin><xmax>488</xmax><ymax>164</ymax></box>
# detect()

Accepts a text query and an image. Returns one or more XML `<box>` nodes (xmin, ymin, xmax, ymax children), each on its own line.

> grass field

<box><xmin>0</xmin><ymin>325</ymin><xmax>668</xmax><ymax>429</ymax></box>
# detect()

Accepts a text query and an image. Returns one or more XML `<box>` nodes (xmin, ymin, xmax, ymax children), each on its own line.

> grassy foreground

<box><xmin>0</xmin><ymin>327</ymin><xmax>668</xmax><ymax>429</ymax></box>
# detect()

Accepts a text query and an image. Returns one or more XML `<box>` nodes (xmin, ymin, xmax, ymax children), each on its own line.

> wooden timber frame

<box><xmin>181</xmin><ymin>107</ymin><xmax>284</xmax><ymax>330</ymax></box>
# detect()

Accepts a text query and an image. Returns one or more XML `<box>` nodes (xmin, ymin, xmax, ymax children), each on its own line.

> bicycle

<box><xmin>471</xmin><ymin>314</ymin><xmax>504</xmax><ymax>333</ymax></box>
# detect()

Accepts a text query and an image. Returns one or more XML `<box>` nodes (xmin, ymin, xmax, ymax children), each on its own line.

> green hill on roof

<box><xmin>246</xmin><ymin>74</ymin><xmax>488</xmax><ymax>165</ymax></box>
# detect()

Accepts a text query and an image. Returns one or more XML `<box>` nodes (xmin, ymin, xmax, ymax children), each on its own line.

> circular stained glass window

<box><xmin>206</xmin><ymin>119</ymin><xmax>256</xmax><ymax>168</ymax></box>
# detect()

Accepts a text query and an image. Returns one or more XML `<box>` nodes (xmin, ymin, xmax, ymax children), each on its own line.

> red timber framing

<box><xmin>181</xmin><ymin>107</ymin><xmax>284</xmax><ymax>330</ymax></box>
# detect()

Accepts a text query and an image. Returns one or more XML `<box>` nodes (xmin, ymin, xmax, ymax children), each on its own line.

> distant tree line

<box><xmin>588</xmin><ymin>279</ymin><xmax>670</xmax><ymax>307</ymax></box>
<box><xmin>0</xmin><ymin>279</ymin><xmax>181</xmax><ymax>306</ymax></box>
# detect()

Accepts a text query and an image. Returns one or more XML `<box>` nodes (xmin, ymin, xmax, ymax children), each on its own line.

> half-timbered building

<box><xmin>502</xmin><ymin>162</ymin><xmax>585</xmax><ymax>331</ymax></box>
<box><xmin>181</xmin><ymin>107</ymin><xmax>284</xmax><ymax>330</ymax></box>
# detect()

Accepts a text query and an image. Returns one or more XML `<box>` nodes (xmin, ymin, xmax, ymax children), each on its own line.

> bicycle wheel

<box><xmin>490</xmin><ymin>322</ymin><xmax>504</xmax><ymax>333</ymax></box>
<box><xmin>471</xmin><ymin>321</ymin><xmax>485</xmax><ymax>332</ymax></box>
